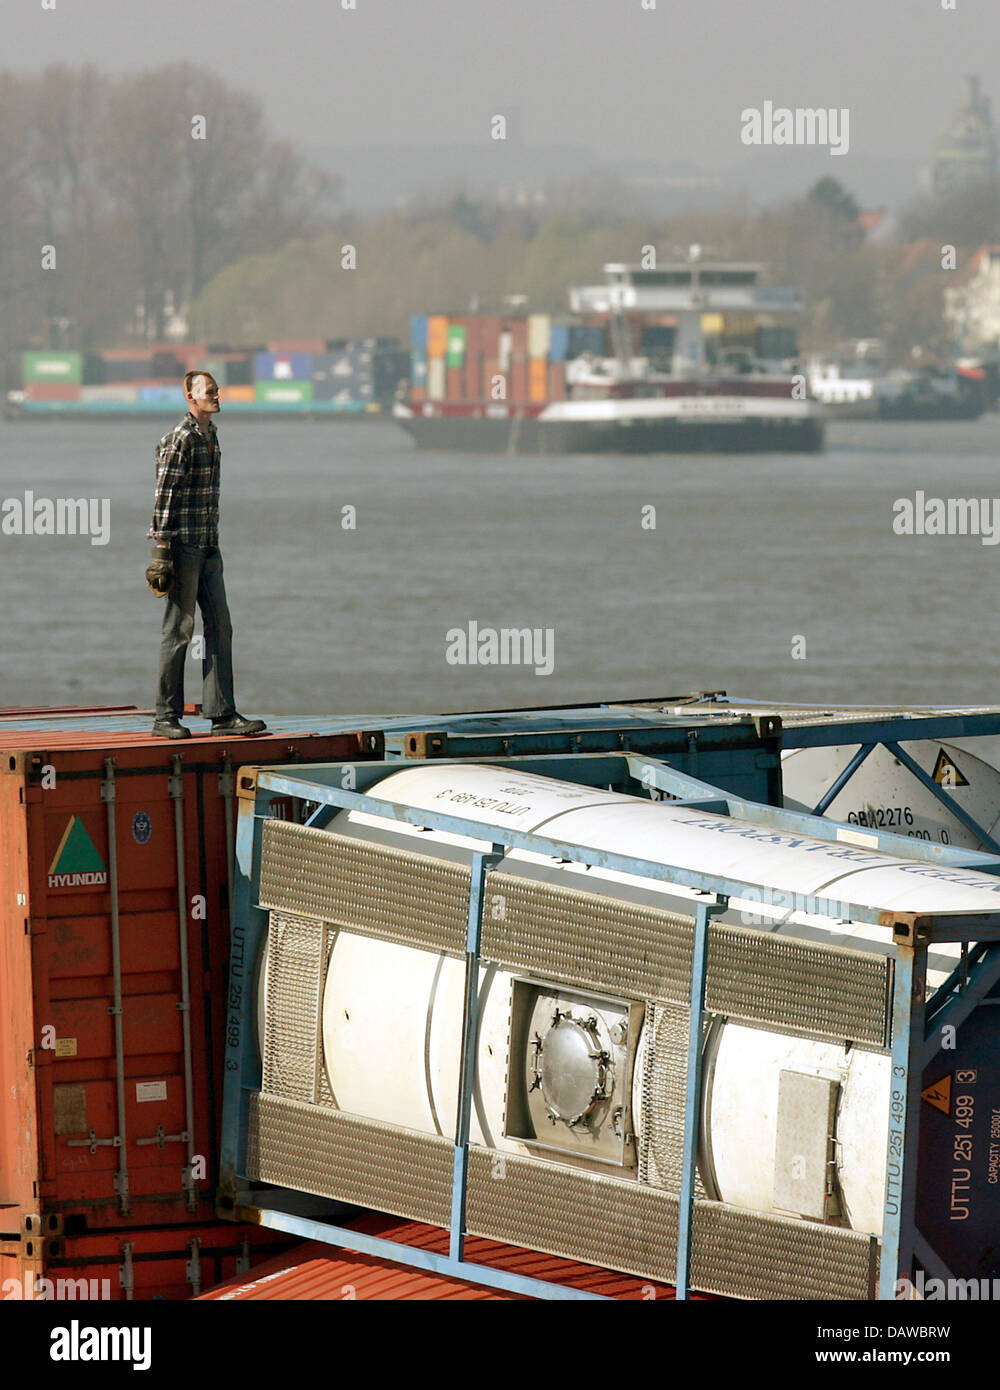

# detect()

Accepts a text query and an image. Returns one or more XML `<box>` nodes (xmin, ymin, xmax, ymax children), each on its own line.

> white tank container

<box><xmin>782</xmin><ymin>738</ymin><xmax>1000</xmax><ymax>852</ymax></box>
<box><xmin>260</xmin><ymin>763</ymin><xmax>1000</xmax><ymax>1233</ymax></box>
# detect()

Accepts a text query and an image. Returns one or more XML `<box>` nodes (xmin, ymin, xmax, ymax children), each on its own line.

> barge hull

<box><xmin>396</xmin><ymin>413</ymin><xmax>825</xmax><ymax>454</ymax></box>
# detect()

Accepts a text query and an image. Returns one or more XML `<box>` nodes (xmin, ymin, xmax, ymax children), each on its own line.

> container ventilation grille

<box><xmin>247</xmin><ymin>1091</ymin><xmax>453</xmax><ymax>1228</ymax></box>
<box><xmin>466</xmin><ymin>1148</ymin><xmax>878</xmax><ymax>1299</ymax></box>
<box><xmin>259</xmin><ymin>821</ymin><xmax>469</xmax><ymax>957</ymax></box>
<box><xmin>262</xmin><ymin>912</ymin><xmax>336</xmax><ymax>1107</ymax></box>
<box><xmin>638</xmin><ymin>1002</ymin><xmax>707</xmax><ymax>1198</ymax></box>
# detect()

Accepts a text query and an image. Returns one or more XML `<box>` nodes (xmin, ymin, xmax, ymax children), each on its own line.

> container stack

<box><xmin>14</xmin><ymin>337</ymin><xmax>410</xmax><ymax>416</ymax></box>
<box><xmin>253</xmin><ymin>349</ymin><xmax>315</xmax><ymax>406</ymax></box>
<box><xmin>407</xmin><ymin>314</ymin><xmax>611</xmax><ymax>406</ymax></box>
<box><xmin>21</xmin><ymin>351</ymin><xmax>83</xmax><ymax>404</ymax></box>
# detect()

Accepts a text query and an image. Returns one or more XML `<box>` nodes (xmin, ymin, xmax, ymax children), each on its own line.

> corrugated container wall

<box><xmin>0</xmin><ymin>724</ymin><xmax>380</xmax><ymax>1299</ymax></box>
<box><xmin>22</xmin><ymin>353</ymin><xmax>83</xmax><ymax>385</ymax></box>
<box><xmin>254</xmin><ymin>381</ymin><xmax>314</xmax><ymax>404</ymax></box>
<box><xmin>24</xmin><ymin>384</ymin><xmax>81</xmax><ymax>403</ymax></box>
<box><xmin>528</xmin><ymin>358</ymin><xmax>548</xmax><ymax>402</ymax></box>
<box><xmin>446</xmin><ymin>323</ymin><xmax>467</xmax><ymax>368</ymax></box>
<box><xmin>138</xmin><ymin>386</ymin><xmax>186</xmax><ymax>407</ymax></box>
<box><xmin>427</xmin><ymin>316</ymin><xmax>449</xmax><ymax>360</ymax></box>
<box><xmin>426</xmin><ymin>357</ymin><xmax>447</xmax><ymax>400</ymax></box>
<box><xmin>267</xmin><ymin>339</ymin><xmax>326</xmax><ymax>355</ymax></box>
<box><xmin>548</xmin><ymin>323</ymin><xmax>570</xmax><ymax>363</ymax></box>
<box><xmin>528</xmin><ymin>314</ymin><xmax>551</xmax><ymax>360</ymax></box>
<box><xmin>253</xmin><ymin>352</ymin><xmax>313</xmax><ymax>383</ymax></box>
<box><xmin>79</xmin><ymin>386</ymin><xmax>139</xmax><ymax>405</ymax></box>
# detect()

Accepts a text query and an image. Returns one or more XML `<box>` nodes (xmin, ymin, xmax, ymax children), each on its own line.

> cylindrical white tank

<box><xmin>782</xmin><ymin>738</ymin><xmax>1000</xmax><ymax>851</ymax></box>
<box><xmin>260</xmin><ymin>763</ymin><xmax>1000</xmax><ymax>1234</ymax></box>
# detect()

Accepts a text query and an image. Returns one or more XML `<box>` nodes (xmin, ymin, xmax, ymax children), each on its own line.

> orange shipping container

<box><xmin>529</xmin><ymin>359</ymin><xmax>549</xmax><ymax>402</ymax></box>
<box><xmin>446</xmin><ymin>367</ymin><xmax>464</xmax><ymax>400</ymax></box>
<box><xmin>222</xmin><ymin>385</ymin><xmax>256</xmax><ymax>403</ymax></box>
<box><xmin>0</xmin><ymin>712</ymin><xmax>381</xmax><ymax>1297</ymax></box>
<box><xmin>427</xmin><ymin>316</ymin><xmax>449</xmax><ymax>359</ymax></box>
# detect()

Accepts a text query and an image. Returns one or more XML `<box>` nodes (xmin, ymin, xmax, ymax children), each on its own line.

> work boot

<box><xmin>210</xmin><ymin>712</ymin><xmax>268</xmax><ymax>735</ymax></box>
<box><xmin>151</xmin><ymin>718</ymin><xmax>191</xmax><ymax>739</ymax></box>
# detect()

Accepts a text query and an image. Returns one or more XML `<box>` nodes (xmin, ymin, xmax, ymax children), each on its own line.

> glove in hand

<box><xmin>145</xmin><ymin>546</ymin><xmax>173</xmax><ymax>596</ymax></box>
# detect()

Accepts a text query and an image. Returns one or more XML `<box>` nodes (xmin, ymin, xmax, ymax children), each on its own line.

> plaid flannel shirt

<box><xmin>149</xmin><ymin>412</ymin><xmax>221</xmax><ymax>546</ymax></box>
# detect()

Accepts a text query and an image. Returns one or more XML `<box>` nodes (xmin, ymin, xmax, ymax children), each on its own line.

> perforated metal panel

<box><xmin>694</xmin><ymin>1201</ymin><xmax>878</xmax><ymax>1301</ymax></box>
<box><xmin>706</xmin><ymin>928</ymin><xmax>890</xmax><ymax>1047</ymax></box>
<box><xmin>259</xmin><ymin>820</ymin><xmax>470</xmax><ymax>957</ymax></box>
<box><xmin>466</xmin><ymin>1148</ymin><xmax>877</xmax><ymax>1299</ymax></box>
<box><xmin>247</xmin><ymin>1091</ymin><xmax>454</xmax><ymax>1228</ymax></box>
<box><xmin>638</xmin><ymin>1003</ymin><xmax>707</xmax><ymax>1198</ymax></box>
<box><xmin>262</xmin><ymin>912</ymin><xmax>336</xmax><ymax>1105</ymax></box>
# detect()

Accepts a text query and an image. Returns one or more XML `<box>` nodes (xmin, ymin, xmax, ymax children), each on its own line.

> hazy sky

<box><xmin>9</xmin><ymin>0</ymin><xmax>999</xmax><ymax>208</ymax></box>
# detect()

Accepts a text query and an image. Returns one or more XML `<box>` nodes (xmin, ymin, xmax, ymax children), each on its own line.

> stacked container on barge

<box><xmin>3</xmin><ymin>339</ymin><xmax>411</xmax><ymax>421</ymax></box>
<box><xmin>0</xmin><ymin>710</ymin><xmax>382</xmax><ymax>1298</ymax></box>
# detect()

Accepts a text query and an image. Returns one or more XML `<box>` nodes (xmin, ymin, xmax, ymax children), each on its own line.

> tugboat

<box><xmin>394</xmin><ymin>249</ymin><xmax>826</xmax><ymax>453</ymax></box>
<box><xmin>807</xmin><ymin>339</ymin><xmax>990</xmax><ymax>422</ymax></box>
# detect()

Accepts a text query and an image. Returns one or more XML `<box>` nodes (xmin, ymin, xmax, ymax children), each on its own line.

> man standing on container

<box><xmin>147</xmin><ymin>370</ymin><xmax>266</xmax><ymax>739</ymax></box>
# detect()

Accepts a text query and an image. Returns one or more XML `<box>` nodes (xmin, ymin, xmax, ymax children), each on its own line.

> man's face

<box><xmin>189</xmin><ymin>374</ymin><xmax>221</xmax><ymax>415</ymax></box>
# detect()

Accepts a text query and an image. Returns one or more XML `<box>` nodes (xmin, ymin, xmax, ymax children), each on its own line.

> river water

<box><xmin>1</xmin><ymin>412</ymin><xmax>998</xmax><ymax>716</ymax></box>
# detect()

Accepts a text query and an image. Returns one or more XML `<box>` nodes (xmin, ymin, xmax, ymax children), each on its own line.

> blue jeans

<box><xmin>155</xmin><ymin>542</ymin><xmax>235</xmax><ymax>721</ymax></box>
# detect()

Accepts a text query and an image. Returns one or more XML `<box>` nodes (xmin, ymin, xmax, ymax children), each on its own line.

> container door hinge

<box><xmin>186</xmin><ymin>1238</ymin><xmax>202</xmax><ymax>1296</ymax></box>
<box><xmin>236</xmin><ymin>1237</ymin><xmax>250</xmax><ymax>1275</ymax></box>
<box><xmin>181</xmin><ymin>1160</ymin><xmax>197</xmax><ymax>1194</ymax></box>
<box><xmin>119</xmin><ymin>1241</ymin><xmax>134</xmax><ymax>1301</ymax></box>
<box><xmin>113</xmin><ymin>1169</ymin><xmax>130</xmax><ymax>1212</ymax></box>
<box><xmin>218</xmin><ymin>770</ymin><xmax>235</xmax><ymax>798</ymax></box>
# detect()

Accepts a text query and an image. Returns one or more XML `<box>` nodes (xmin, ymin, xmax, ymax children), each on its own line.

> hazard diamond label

<box><xmin>932</xmin><ymin>749</ymin><xmax>969</xmax><ymax>787</ymax></box>
<box><xmin>47</xmin><ymin>816</ymin><xmax>108</xmax><ymax>890</ymax></box>
<box><xmin>921</xmin><ymin>1074</ymin><xmax>952</xmax><ymax>1116</ymax></box>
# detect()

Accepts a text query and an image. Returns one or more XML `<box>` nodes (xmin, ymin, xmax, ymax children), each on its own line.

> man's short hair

<box><xmin>184</xmin><ymin>370</ymin><xmax>216</xmax><ymax>398</ymax></box>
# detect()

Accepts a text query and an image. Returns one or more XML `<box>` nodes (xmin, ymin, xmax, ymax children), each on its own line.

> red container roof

<box><xmin>196</xmin><ymin>1213</ymin><xmax>689</xmax><ymax>1301</ymax></box>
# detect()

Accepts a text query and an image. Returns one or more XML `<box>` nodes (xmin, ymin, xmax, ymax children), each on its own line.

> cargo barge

<box><xmin>3</xmin><ymin>696</ymin><xmax>999</xmax><ymax>1302</ymax></box>
<box><xmin>395</xmin><ymin>255</ymin><xmax>826</xmax><ymax>453</ymax></box>
<box><xmin>3</xmin><ymin>339</ymin><xmax>411</xmax><ymax>422</ymax></box>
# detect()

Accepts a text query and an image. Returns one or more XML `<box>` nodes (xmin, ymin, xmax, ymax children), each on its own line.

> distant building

<box><xmin>930</xmin><ymin>76</ymin><xmax>997</xmax><ymax>196</ymax></box>
<box><xmin>944</xmin><ymin>244</ymin><xmax>1000</xmax><ymax>350</ymax></box>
